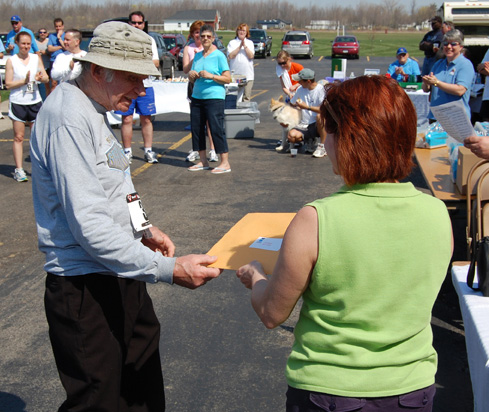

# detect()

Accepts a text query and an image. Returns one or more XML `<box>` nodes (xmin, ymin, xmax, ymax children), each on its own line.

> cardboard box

<box><xmin>456</xmin><ymin>146</ymin><xmax>489</xmax><ymax>195</ymax></box>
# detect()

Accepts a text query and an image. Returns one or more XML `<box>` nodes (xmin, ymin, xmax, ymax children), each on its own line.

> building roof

<box><xmin>257</xmin><ymin>19</ymin><xmax>292</xmax><ymax>25</ymax></box>
<box><xmin>166</xmin><ymin>9</ymin><xmax>218</xmax><ymax>21</ymax></box>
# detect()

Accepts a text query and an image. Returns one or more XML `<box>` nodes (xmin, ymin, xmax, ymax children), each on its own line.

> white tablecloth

<box><xmin>107</xmin><ymin>81</ymin><xmax>190</xmax><ymax>124</ymax></box>
<box><xmin>406</xmin><ymin>90</ymin><xmax>430</xmax><ymax>128</ymax></box>
<box><xmin>452</xmin><ymin>264</ymin><xmax>489</xmax><ymax>412</ymax></box>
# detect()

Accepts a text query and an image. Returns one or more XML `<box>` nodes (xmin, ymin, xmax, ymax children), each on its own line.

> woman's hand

<box><xmin>236</xmin><ymin>261</ymin><xmax>267</xmax><ymax>289</ymax></box>
<box><xmin>422</xmin><ymin>72</ymin><xmax>438</xmax><ymax>86</ymax></box>
<box><xmin>24</xmin><ymin>71</ymin><xmax>31</xmax><ymax>85</ymax></box>
<box><xmin>198</xmin><ymin>70</ymin><xmax>214</xmax><ymax>80</ymax></box>
<box><xmin>188</xmin><ymin>70</ymin><xmax>200</xmax><ymax>83</ymax></box>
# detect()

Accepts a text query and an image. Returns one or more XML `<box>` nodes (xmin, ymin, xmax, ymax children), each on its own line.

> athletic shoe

<box><xmin>208</xmin><ymin>150</ymin><xmax>219</xmax><ymax>162</ymax></box>
<box><xmin>144</xmin><ymin>150</ymin><xmax>158</xmax><ymax>164</ymax></box>
<box><xmin>186</xmin><ymin>150</ymin><xmax>200</xmax><ymax>162</ymax></box>
<box><xmin>313</xmin><ymin>144</ymin><xmax>327</xmax><ymax>158</ymax></box>
<box><xmin>13</xmin><ymin>168</ymin><xmax>28</xmax><ymax>182</ymax></box>
<box><xmin>124</xmin><ymin>151</ymin><xmax>133</xmax><ymax>164</ymax></box>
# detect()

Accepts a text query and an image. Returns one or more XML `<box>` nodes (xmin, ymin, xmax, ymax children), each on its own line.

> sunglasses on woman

<box><xmin>442</xmin><ymin>41</ymin><xmax>460</xmax><ymax>47</ymax></box>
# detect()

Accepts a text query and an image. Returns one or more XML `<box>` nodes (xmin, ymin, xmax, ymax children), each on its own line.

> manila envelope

<box><xmin>206</xmin><ymin>213</ymin><xmax>296</xmax><ymax>274</ymax></box>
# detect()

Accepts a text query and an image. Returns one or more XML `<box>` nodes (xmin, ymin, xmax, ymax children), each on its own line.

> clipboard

<box><xmin>206</xmin><ymin>213</ymin><xmax>296</xmax><ymax>274</ymax></box>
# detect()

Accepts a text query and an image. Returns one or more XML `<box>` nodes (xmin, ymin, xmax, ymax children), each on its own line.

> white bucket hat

<box><xmin>75</xmin><ymin>21</ymin><xmax>160</xmax><ymax>77</ymax></box>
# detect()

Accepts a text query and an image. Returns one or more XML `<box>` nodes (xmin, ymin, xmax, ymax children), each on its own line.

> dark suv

<box><xmin>249</xmin><ymin>28</ymin><xmax>272</xmax><ymax>58</ymax></box>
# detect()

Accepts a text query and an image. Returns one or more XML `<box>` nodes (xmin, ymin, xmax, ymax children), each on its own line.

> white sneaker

<box><xmin>208</xmin><ymin>149</ymin><xmax>218</xmax><ymax>162</ymax></box>
<box><xmin>144</xmin><ymin>150</ymin><xmax>158</xmax><ymax>164</ymax></box>
<box><xmin>13</xmin><ymin>168</ymin><xmax>28</xmax><ymax>182</ymax></box>
<box><xmin>312</xmin><ymin>144</ymin><xmax>327</xmax><ymax>158</ymax></box>
<box><xmin>186</xmin><ymin>150</ymin><xmax>200</xmax><ymax>162</ymax></box>
<box><xmin>124</xmin><ymin>151</ymin><xmax>133</xmax><ymax>164</ymax></box>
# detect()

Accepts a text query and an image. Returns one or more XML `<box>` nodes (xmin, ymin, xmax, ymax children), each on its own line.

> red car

<box><xmin>162</xmin><ymin>34</ymin><xmax>186</xmax><ymax>58</ymax></box>
<box><xmin>332</xmin><ymin>35</ymin><xmax>360</xmax><ymax>59</ymax></box>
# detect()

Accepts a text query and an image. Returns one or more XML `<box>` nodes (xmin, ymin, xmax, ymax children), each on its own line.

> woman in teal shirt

<box><xmin>237</xmin><ymin>76</ymin><xmax>453</xmax><ymax>411</ymax></box>
<box><xmin>188</xmin><ymin>24</ymin><xmax>231</xmax><ymax>174</ymax></box>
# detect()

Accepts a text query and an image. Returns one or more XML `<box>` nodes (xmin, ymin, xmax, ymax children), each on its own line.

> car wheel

<box><xmin>355</xmin><ymin>54</ymin><xmax>360</xmax><ymax>60</ymax></box>
<box><xmin>262</xmin><ymin>50</ymin><xmax>266</xmax><ymax>58</ymax></box>
<box><xmin>331</xmin><ymin>53</ymin><xmax>335</xmax><ymax>58</ymax></box>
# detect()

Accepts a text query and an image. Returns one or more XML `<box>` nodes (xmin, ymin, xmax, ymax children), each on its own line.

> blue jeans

<box><xmin>190</xmin><ymin>98</ymin><xmax>228</xmax><ymax>154</ymax></box>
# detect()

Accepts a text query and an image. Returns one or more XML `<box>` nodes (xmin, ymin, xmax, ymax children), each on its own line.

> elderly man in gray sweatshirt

<box><xmin>30</xmin><ymin>22</ymin><xmax>221</xmax><ymax>411</ymax></box>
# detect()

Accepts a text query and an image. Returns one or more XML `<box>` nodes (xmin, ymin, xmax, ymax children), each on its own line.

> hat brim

<box><xmin>75</xmin><ymin>53</ymin><xmax>161</xmax><ymax>78</ymax></box>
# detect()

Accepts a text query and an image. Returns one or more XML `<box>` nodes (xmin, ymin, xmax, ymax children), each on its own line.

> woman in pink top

<box><xmin>182</xmin><ymin>20</ymin><xmax>217</xmax><ymax>162</ymax></box>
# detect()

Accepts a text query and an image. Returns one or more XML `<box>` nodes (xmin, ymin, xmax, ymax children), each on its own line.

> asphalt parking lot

<box><xmin>0</xmin><ymin>55</ymin><xmax>473</xmax><ymax>411</ymax></box>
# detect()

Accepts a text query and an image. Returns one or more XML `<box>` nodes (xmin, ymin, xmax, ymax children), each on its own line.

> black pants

<box><xmin>45</xmin><ymin>273</ymin><xmax>165</xmax><ymax>412</ymax></box>
<box><xmin>286</xmin><ymin>385</ymin><xmax>435</xmax><ymax>412</ymax></box>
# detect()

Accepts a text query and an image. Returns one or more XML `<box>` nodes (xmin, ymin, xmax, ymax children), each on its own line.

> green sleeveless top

<box><xmin>285</xmin><ymin>183</ymin><xmax>452</xmax><ymax>397</ymax></box>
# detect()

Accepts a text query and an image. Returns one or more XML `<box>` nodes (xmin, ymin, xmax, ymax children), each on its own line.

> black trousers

<box><xmin>45</xmin><ymin>273</ymin><xmax>165</xmax><ymax>412</ymax></box>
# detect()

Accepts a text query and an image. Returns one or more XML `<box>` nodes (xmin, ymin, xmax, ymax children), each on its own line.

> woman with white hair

<box><xmin>422</xmin><ymin>29</ymin><xmax>475</xmax><ymax>121</ymax></box>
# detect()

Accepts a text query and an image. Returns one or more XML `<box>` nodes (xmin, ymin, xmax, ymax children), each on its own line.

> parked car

<box><xmin>177</xmin><ymin>36</ymin><xmax>226</xmax><ymax>71</ymax></box>
<box><xmin>0</xmin><ymin>32</ymin><xmax>8</xmax><ymax>88</ymax></box>
<box><xmin>80</xmin><ymin>29</ymin><xmax>94</xmax><ymax>52</ymax></box>
<box><xmin>249</xmin><ymin>28</ymin><xmax>272</xmax><ymax>58</ymax></box>
<box><xmin>162</xmin><ymin>33</ymin><xmax>186</xmax><ymax>62</ymax></box>
<box><xmin>281</xmin><ymin>30</ymin><xmax>314</xmax><ymax>59</ymax></box>
<box><xmin>331</xmin><ymin>35</ymin><xmax>360</xmax><ymax>59</ymax></box>
<box><xmin>149</xmin><ymin>31</ymin><xmax>177</xmax><ymax>79</ymax></box>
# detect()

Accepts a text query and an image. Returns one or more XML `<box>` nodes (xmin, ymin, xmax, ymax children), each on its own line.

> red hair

<box><xmin>321</xmin><ymin>75</ymin><xmax>416</xmax><ymax>186</ymax></box>
<box><xmin>236</xmin><ymin>23</ymin><xmax>250</xmax><ymax>38</ymax></box>
<box><xmin>188</xmin><ymin>20</ymin><xmax>204</xmax><ymax>40</ymax></box>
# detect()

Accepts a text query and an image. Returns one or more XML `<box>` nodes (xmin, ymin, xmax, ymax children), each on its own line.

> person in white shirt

<box><xmin>288</xmin><ymin>68</ymin><xmax>327</xmax><ymax>157</ymax></box>
<box><xmin>51</xmin><ymin>29</ymin><xmax>86</xmax><ymax>83</ymax></box>
<box><xmin>227</xmin><ymin>23</ymin><xmax>254</xmax><ymax>101</ymax></box>
<box><xmin>115</xmin><ymin>11</ymin><xmax>160</xmax><ymax>164</ymax></box>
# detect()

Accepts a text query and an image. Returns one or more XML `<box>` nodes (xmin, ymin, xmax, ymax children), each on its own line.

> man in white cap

<box><xmin>30</xmin><ymin>21</ymin><xmax>221</xmax><ymax>411</ymax></box>
<box><xmin>387</xmin><ymin>47</ymin><xmax>421</xmax><ymax>82</ymax></box>
<box><xmin>287</xmin><ymin>68</ymin><xmax>327</xmax><ymax>158</ymax></box>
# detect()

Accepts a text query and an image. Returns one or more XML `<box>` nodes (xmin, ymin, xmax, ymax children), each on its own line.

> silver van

<box><xmin>281</xmin><ymin>30</ymin><xmax>314</xmax><ymax>59</ymax></box>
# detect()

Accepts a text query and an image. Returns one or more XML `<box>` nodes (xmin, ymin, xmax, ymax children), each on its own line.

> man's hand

<box><xmin>464</xmin><ymin>135</ymin><xmax>489</xmax><ymax>159</ymax></box>
<box><xmin>141</xmin><ymin>226</ymin><xmax>175</xmax><ymax>257</ymax></box>
<box><xmin>173</xmin><ymin>255</ymin><xmax>222</xmax><ymax>289</ymax></box>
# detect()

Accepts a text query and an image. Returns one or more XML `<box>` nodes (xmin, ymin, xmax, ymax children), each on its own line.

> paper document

<box><xmin>250</xmin><ymin>237</ymin><xmax>283</xmax><ymax>251</ymax></box>
<box><xmin>206</xmin><ymin>213</ymin><xmax>295</xmax><ymax>274</ymax></box>
<box><xmin>430</xmin><ymin>100</ymin><xmax>476</xmax><ymax>142</ymax></box>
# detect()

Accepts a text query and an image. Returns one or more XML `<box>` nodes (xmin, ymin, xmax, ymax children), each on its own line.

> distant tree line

<box><xmin>0</xmin><ymin>0</ymin><xmax>438</xmax><ymax>32</ymax></box>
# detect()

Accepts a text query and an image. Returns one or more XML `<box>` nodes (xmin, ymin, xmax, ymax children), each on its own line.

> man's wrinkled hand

<box><xmin>173</xmin><ymin>255</ymin><xmax>222</xmax><ymax>289</ymax></box>
<box><xmin>141</xmin><ymin>226</ymin><xmax>175</xmax><ymax>257</ymax></box>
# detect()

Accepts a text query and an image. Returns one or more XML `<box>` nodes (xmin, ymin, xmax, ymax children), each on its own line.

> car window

<box><xmin>164</xmin><ymin>38</ymin><xmax>176</xmax><ymax>49</ymax></box>
<box><xmin>250</xmin><ymin>31</ymin><xmax>266</xmax><ymax>40</ymax></box>
<box><xmin>336</xmin><ymin>37</ymin><xmax>356</xmax><ymax>42</ymax></box>
<box><xmin>285</xmin><ymin>34</ymin><xmax>307</xmax><ymax>42</ymax></box>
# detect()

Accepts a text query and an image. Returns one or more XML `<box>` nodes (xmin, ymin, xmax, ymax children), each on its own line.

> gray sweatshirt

<box><xmin>30</xmin><ymin>82</ymin><xmax>174</xmax><ymax>283</ymax></box>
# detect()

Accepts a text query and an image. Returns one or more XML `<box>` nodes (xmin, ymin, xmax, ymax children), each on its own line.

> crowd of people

<box><xmin>2</xmin><ymin>10</ymin><xmax>486</xmax><ymax>412</ymax></box>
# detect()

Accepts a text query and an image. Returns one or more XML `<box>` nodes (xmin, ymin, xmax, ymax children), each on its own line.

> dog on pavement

<box><xmin>269</xmin><ymin>96</ymin><xmax>301</xmax><ymax>151</ymax></box>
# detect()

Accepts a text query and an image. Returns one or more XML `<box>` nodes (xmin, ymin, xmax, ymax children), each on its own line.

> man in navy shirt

<box><xmin>419</xmin><ymin>16</ymin><xmax>444</xmax><ymax>75</ymax></box>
